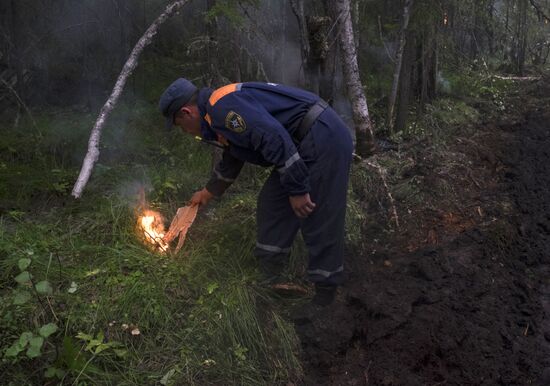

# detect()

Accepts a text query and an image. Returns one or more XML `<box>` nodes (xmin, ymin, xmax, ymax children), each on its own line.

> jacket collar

<box><xmin>197</xmin><ymin>88</ymin><xmax>217</xmax><ymax>141</ymax></box>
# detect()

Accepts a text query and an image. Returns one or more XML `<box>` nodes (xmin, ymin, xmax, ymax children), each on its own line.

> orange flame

<box><xmin>138</xmin><ymin>209</ymin><xmax>169</xmax><ymax>252</ymax></box>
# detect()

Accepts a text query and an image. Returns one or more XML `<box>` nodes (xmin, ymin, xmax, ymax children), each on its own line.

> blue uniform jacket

<box><xmin>196</xmin><ymin>82</ymin><xmax>321</xmax><ymax>197</ymax></box>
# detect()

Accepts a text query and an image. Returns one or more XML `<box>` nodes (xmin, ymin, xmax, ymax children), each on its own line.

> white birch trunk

<box><xmin>388</xmin><ymin>0</ymin><xmax>413</xmax><ymax>133</ymax></box>
<box><xmin>332</xmin><ymin>0</ymin><xmax>376</xmax><ymax>156</ymax></box>
<box><xmin>72</xmin><ymin>0</ymin><xmax>191</xmax><ymax>198</ymax></box>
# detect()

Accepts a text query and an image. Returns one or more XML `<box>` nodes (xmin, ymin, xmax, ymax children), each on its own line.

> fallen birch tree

<box><xmin>72</xmin><ymin>0</ymin><xmax>191</xmax><ymax>198</ymax></box>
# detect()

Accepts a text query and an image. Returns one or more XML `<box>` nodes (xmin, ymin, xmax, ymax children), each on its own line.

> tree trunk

<box><xmin>429</xmin><ymin>36</ymin><xmax>438</xmax><ymax>100</ymax></box>
<box><xmin>206</xmin><ymin>0</ymin><xmax>223</xmax><ymax>170</ymax></box>
<box><xmin>80</xmin><ymin>1</ymin><xmax>92</xmax><ymax>110</ymax></box>
<box><xmin>487</xmin><ymin>0</ymin><xmax>495</xmax><ymax>56</ymax></box>
<box><xmin>278</xmin><ymin>1</ymin><xmax>287</xmax><ymax>83</ymax></box>
<box><xmin>518</xmin><ymin>0</ymin><xmax>529</xmax><ymax>75</ymax></box>
<box><xmin>470</xmin><ymin>2</ymin><xmax>479</xmax><ymax>61</ymax></box>
<box><xmin>387</xmin><ymin>0</ymin><xmax>413</xmax><ymax>134</ymax></box>
<box><xmin>330</xmin><ymin>0</ymin><xmax>376</xmax><ymax>157</ymax></box>
<box><xmin>10</xmin><ymin>0</ymin><xmax>25</xmax><ymax>102</ymax></box>
<box><xmin>395</xmin><ymin>35</ymin><xmax>415</xmax><ymax>134</ymax></box>
<box><xmin>352</xmin><ymin>0</ymin><xmax>360</xmax><ymax>48</ymax></box>
<box><xmin>290</xmin><ymin>0</ymin><xmax>333</xmax><ymax>99</ymax></box>
<box><xmin>206</xmin><ymin>0</ymin><xmax>224</xmax><ymax>86</ymax></box>
<box><xmin>290</xmin><ymin>0</ymin><xmax>311</xmax><ymax>88</ymax></box>
<box><xmin>504</xmin><ymin>0</ymin><xmax>511</xmax><ymax>60</ymax></box>
<box><xmin>420</xmin><ymin>38</ymin><xmax>429</xmax><ymax>111</ymax></box>
<box><xmin>72</xmin><ymin>0</ymin><xmax>191</xmax><ymax>199</ymax></box>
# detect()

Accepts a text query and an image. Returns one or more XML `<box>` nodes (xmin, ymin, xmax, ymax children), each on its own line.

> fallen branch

<box><xmin>71</xmin><ymin>0</ymin><xmax>191</xmax><ymax>198</ymax></box>
<box><xmin>528</xmin><ymin>0</ymin><xmax>550</xmax><ymax>22</ymax></box>
<box><xmin>0</xmin><ymin>78</ymin><xmax>38</xmax><ymax>132</ymax></box>
<box><xmin>493</xmin><ymin>75</ymin><xmax>541</xmax><ymax>81</ymax></box>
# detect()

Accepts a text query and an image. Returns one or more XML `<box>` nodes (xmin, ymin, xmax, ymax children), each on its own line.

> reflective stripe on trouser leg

<box><xmin>300</xmin><ymin>109</ymin><xmax>353</xmax><ymax>286</ymax></box>
<box><xmin>255</xmin><ymin>171</ymin><xmax>300</xmax><ymax>277</ymax></box>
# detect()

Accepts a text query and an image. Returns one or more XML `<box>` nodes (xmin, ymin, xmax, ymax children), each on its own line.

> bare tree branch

<box><xmin>289</xmin><ymin>0</ymin><xmax>310</xmax><ymax>73</ymax></box>
<box><xmin>72</xmin><ymin>0</ymin><xmax>191</xmax><ymax>198</ymax></box>
<box><xmin>377</xmin><ymin>15</ymin><xmax>396</xmax><ymax>64</ymax></box>
<box><xmin>0</xmin><ymin>77</ymin><xmax>38</xmax><ymax>133</ymax></box>
<box><xmin>528</xmin><ymin>0</ymin><xmax>550</xmax><ymax>22</ymax></box>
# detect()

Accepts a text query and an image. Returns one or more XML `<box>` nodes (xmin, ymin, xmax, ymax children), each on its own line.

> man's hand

<box><xmin>289</xmin><ymin>193</ymin><xmax>316</xmax><ymax>218</ymax></box>
<box><xmin>189</xmin><ymin>188</ymin><xmax>214</xmax><ymax>207</ymax></box>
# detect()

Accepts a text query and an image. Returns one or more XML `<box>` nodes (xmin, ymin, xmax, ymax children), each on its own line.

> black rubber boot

<box><xmin>311</xmin><ymin>283</ymin><xmax>337</xmax><ymax>306</ymax></box>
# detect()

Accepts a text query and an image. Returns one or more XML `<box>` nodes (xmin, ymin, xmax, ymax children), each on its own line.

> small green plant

<box><xmin>0</xmin><ymin>106</ymin><xmax>302</xmax><ymax>385</ymax></box>
<box><xmin>76</xmin><ymin>331</ymin><xmax>127</xmax><ymax>358</ymax></box>
<box><xmin>44</xmin><ymin>336</ymin><xmax>93</xmax><ymax>382</ymax></box>
<box><xmin>11</xmin><ymin>256</ymin><xmax>54</xmax><ymax>305</ymax></box>
<box><xmin>4</xmin><ymin>323</ymin><xmax>58</xmax><ymax>359</ymax></box>
<box><xmin>3</xmin><ymin>257</ymin><xmax>59</xmax><ymax>361</ymax></box>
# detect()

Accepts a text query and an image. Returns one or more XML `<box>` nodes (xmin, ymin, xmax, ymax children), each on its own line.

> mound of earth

<box><xmin>295</xmin><ymin>79</ymin><xmax>550</xmax><ymax>385</ymax></box>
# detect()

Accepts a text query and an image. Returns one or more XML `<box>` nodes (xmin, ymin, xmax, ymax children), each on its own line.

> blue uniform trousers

<box><xmin>254</xmin><ymin>107</ymin><xmax>353</xmax><ymax>286</ymax></box>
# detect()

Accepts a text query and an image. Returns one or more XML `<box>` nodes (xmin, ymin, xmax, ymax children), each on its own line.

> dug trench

<box><xmin>294</xmin><ymin>79</ymin><xmax>550</xmax><ymax>385</ymax></box>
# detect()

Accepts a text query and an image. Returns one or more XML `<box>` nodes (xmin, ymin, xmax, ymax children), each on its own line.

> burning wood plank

<box><xmin>163</xmin><ymin>205</ymin><xmax>199</xmax><ymax>253</ymax></box>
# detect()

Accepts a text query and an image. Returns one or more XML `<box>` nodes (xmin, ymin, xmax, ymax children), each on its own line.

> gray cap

<box><xmin>159</xmin><ymin>78</ymin><xmax>198</xmax><ymax>129</ymax></box>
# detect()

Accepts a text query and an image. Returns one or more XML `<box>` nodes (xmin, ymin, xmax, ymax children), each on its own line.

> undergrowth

<box><xmin>0</xmin><ymin>101</ymin><xmax>303</xmax><ymax>385</ymax></box>
<box><xmin>0</xmin><ymin>70</ymin><xmax>518</xmax><ymax>385</ymax></box>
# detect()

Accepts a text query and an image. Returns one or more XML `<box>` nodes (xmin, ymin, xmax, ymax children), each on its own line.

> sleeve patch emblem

<box><xmin>225</xmin><ymin>111</ymin><xmax>247</xmax><ymax>133</ymax></box>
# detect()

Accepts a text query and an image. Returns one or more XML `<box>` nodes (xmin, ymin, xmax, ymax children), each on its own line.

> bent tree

<box><xmin>71</xmin><ymin>0</ymin><xmax>191</xmax><ymax>199</ymax></box>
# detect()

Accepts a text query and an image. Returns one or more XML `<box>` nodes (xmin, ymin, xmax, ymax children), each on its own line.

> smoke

<box><xmin>216</xmin><ymin>1</ymin><xmax>304</xmax><ymax>87</ymax></box>
<box><xmin>437</xmin><ymin>71</ymin><xmax>451</xmax><ymax>94</ymax></box>
<box><xmin>116</xmin><ymin>179</ymin><xmax>153</xmax><ymax>210</ymax></box>
<box><xmin>7</xmin><ymin>0</ymin><xmax>204</xmax><ymax>109</ymax></box>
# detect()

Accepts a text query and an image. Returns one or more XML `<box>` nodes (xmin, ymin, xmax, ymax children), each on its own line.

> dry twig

<box><xmin>0</xmin><ymin>78</ymin><xmax>38</xmax><ymax>132</ymax></box>
<box><xmin>355</xmin><ymin>153</ymin><xmax>400</xmax><ymax>228</ymax></box>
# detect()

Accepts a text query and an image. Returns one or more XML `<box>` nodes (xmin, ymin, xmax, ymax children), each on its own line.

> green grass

<box><xmin>0</xmin><ymin>65</ymin><xmax>525</xmax><ymax>384</ymax></box>
<box><xmin>0</xmin><ymin>102</ymin><xmax>304</xmax><ymax>385</ymax></box>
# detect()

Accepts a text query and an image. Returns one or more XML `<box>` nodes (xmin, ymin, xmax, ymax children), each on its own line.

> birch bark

<box><xmin>72</xmin><ymin>0</ymin><xmax>191</xmax><ymax>198</ymax></box>
<box><xmin>331</xmin><ymin>0</ymin><xmax>376</xmax><ymax>156</ymax></box>
<box><xmin>387</xmin><ymin>0</ymin><xmax>413</xmax><ymax>133</ymax></box>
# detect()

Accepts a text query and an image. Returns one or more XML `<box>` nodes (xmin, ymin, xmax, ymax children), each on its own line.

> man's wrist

<box><xmin>289</xmin><ymin>191</ymin><xmax>309</xmax><ymax>197</ymax></box>
<box><xmin>205</xmin><ymin>179</ymin><xmax>230</xmax><ymax>197</ymax></box>
<box><xmin>203</xmin><ymin>188</ymin><xmax>215</xmax><ymax>198</ymax></box>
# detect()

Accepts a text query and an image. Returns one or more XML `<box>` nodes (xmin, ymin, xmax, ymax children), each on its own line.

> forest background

<box><xmin>0</xmin><ymin>0</ymin><xmax>549</xmax><ymax>385</ymax></box>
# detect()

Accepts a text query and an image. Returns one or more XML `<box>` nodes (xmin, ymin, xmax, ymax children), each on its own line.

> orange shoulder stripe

<box><xmin>209</xmin><ymin>83</ymin><xmax>241</xmax><ymax>106</ymax></box>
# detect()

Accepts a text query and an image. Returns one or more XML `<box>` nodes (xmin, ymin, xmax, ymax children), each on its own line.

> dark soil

<box><xmin>296</xmin><ymin>80</ymin><xmax>550</xmax><ymax>386</ymax></box>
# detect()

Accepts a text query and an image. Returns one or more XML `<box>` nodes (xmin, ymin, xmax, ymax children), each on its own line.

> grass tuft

<box><xmin>0</xmin><ymin>103</ymin><xmax>302</xmax><ymax>385</ymax></box>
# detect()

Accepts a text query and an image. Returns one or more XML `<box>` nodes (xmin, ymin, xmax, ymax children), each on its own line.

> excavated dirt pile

<box><xmin>296</xmin><ymin>79</ymin><xmax>550</xmax><ymax>385</ymax></box>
